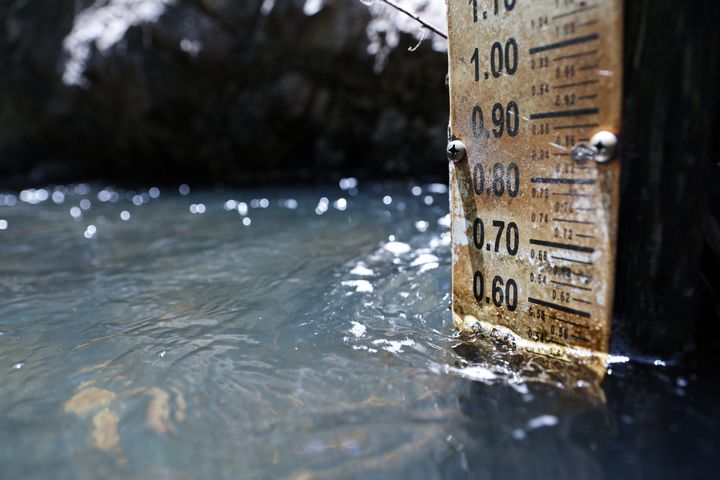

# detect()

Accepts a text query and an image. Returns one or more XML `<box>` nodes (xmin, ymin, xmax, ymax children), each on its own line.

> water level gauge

<box><xmin>447</xmin><ymin>0</ymin><xmax>622</xmax><ymax>366</ymax></box>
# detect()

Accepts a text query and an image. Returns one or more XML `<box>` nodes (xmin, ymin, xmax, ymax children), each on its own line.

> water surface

<box><xmin>0</xmin><ymin>183</ymin><xmax>717</xmax><ymax>479</ymax></box>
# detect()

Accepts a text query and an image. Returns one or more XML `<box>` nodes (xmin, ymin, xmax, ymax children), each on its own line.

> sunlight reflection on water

<box><xmin>0</xmin><ymin>181</ymin><xmax>715</xmax><ymax>479</ymax></box>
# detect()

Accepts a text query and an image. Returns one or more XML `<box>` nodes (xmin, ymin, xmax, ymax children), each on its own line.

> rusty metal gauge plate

<box><xmin>447</xmin><ymin>0</ymin><xmax>623</xmax><ymax>366</ymax></box>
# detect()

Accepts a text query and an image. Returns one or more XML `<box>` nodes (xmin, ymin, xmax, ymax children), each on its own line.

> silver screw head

<box><xmin>447</xmin><ymin>140</ymin><xmax>466</xmax><ymax>162</ymax></box>
<box><xmin>590</xmin><ymin>130</ymin><xmax>618</xmax><ymax>163</ymax></box>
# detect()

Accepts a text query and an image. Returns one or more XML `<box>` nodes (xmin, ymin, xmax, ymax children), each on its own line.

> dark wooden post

<box><xmin>614</xmin><ymin>0</ymin><xmax>720</xmax><ymax>361</ymax></box>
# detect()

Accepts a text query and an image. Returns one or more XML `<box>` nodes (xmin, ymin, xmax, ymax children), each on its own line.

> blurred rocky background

<box><xmin>0</xmin><ymin>0</ymin><xmax>449</xmax><ymax>187</ymax></box>
<box><xmin>3</xmin><ymin>0</ymin><xmax>718</xmax><ymax>358</ymax></box>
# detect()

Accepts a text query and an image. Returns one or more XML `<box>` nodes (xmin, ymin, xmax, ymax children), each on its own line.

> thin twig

<box><xmin>378</xmin><ymin>0</ymin><xmax>448</xmax><ymax>39</ymax></box>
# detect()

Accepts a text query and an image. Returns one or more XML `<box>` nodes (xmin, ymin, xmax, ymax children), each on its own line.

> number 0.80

<box><xmin>472</xmin><ymin>162</ymin><xmax>520</xmax><ymax>197</ymax></box>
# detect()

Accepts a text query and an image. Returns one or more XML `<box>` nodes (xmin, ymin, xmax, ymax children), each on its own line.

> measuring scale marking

<box><xmin>447</xmin><ymin>0</ymin><xmax>622</xmax><ymax>364</ymax></box>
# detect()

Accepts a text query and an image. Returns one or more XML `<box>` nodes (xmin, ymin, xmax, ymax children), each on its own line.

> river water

<box><xmin>0</xmin><ymin>182</ymin><xmax>717</xmax><ymax>479</ymax></box>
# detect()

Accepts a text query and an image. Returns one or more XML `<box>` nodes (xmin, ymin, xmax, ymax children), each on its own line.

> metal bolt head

<box><xmin>447</xmin><ymin>140</ymin><xmax>466</xmax><ymax>162</ymax></box>
<box><xmin>571</xmin><ymin>144</ymin><xmax>596</xmax><ymax>165</ymax></box>
<box><xmin>590</xmin><ymin>130</ymin><xmax>618</xmax><ymax>163</ymax></box>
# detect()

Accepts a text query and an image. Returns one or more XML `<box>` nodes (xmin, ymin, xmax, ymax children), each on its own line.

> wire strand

<box><xmin>378</xmin><ymin>0</ymin><xmax>448</xmax><ymax>39</ymax></box>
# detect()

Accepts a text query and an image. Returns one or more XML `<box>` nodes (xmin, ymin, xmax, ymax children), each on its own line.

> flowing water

<box><xmin>0</xmin><ymin>182</ymin><xmax>717</xmax><ymax>479</ymax></box>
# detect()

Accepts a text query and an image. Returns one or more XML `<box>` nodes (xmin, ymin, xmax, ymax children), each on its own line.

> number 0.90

<box><xmin>471</xmin><ymin>102</ymin><xmax>520</xmax><ymax>139</ymax></box>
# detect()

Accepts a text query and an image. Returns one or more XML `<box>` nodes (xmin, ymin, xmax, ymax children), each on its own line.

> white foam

<box><xmin>383</xmin><ymin>241</ymin><xmax>411</xmax><ymax>255</ymax></box>
<box><xmin>452</xmin><ymin>365</ymin><xmax>497</xmax><ymax>381</ymax></box>
<box><xmin>410</xmin><ymin>253</ymin><xmax>439</xmax><ymax>266</ymax></box>
<box><xmin>342</xmin><ymin>280</ymin><xmax>373</xmax><ymax>293</ymax></box>
<box><xmin>526</xmin><ymin>415</ymin><xmax>558</xmax><ymax>430</ymax></box>
<box><xmin>371</xmin><ymin>338</ymin><xmax>415</xmax><ymax>354</ymax></box>
<box><xmin>349</xmin><ymin>321</ymin><xmax>367</xmax><ymax>338</ymax></box>
<box><xmin>350</xmin><ymin>262</ymin><xmax>375</xmax><ymax>276</ymax></box>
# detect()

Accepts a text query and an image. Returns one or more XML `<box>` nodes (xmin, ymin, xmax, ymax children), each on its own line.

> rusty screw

<box><xmin>447</xmin><ymin>140</ymin><xmax>466</xmax><ymax>162</ymax></box>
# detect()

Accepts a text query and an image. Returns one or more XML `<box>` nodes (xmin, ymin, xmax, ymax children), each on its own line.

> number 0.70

<box><xmin>473</xmin><ymin>218</ymin><xmax>520</xmax><ymax>256</ymax></box>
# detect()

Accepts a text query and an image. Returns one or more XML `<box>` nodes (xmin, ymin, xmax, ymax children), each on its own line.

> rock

<box><xmin>64</xmin><ymin>386</ymin><xmax>117</xmax><ymax>416</ymax></box>
<box><xmin>0</xmin><ymin>0</ymin><xmax>450</xmax><ymax>187</ymax></box>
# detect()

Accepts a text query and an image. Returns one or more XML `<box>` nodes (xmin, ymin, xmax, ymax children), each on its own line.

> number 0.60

<box><xmin>473</xmin><ymin>272</ymin><xmax>518</xmax><ymax>311</ymax></box>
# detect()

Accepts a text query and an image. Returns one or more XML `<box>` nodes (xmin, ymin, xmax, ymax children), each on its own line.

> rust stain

<box><xmin>447</xmin><ymin>0</ymin><xmax>623</xmax><ymax>375</ymax></box>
